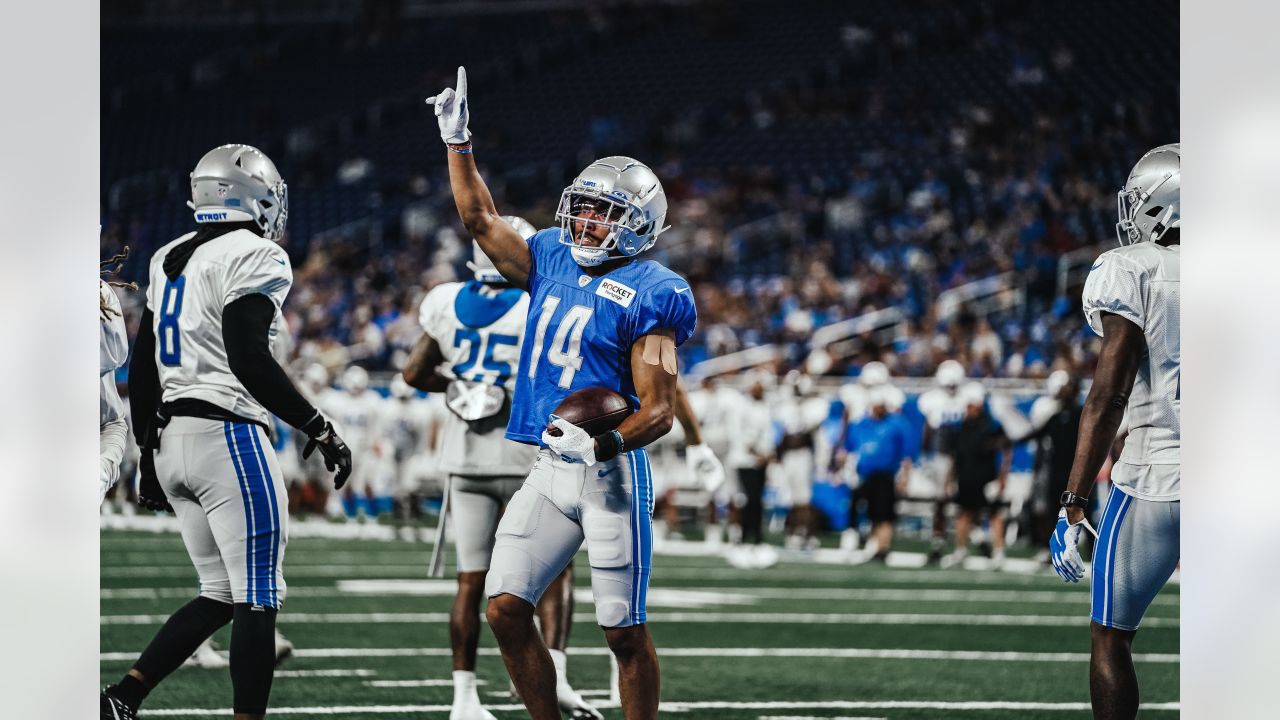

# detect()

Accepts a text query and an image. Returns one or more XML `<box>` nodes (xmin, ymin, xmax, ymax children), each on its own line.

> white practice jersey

<box><xmin>147</xmin><ymin>229</ymin><xmax>291</xmax><ymax>427</ymax></box>
<box><xmin>917</xmin><ymin>388</ymin><xmax>966</xmax><ymax>429</ymax></box>
<box><xmin>100</xmin><ymin>280</ymin><xmax>129</xmax><ymax>378</ymax></box>
<box><xmin>379</xmin><ymin>396</ymin><xmax>439</xmax><ymax>460</ymax></box>
<box><xmin>419</xmin><ymin>281</ymin><xmax>537</xmax><ymax>476</ymax></box>
<box><xmin>726</xmin><ymin>396</ymin><xmax>775</xmax><ymax>469</ymax></box>
<box><xmin>1082</xmin><ymin>242</ymin><xmax>1180</xmax><ymax>500</ymax></box>
<box><xmin>686</xmin><ymin>385</ymin><xmax>742</xmax><ymax>460</ymax></box>
<box><xmin>322</xmin><ymin>389</ymin><xmax>384</xmax><ymax>454</ymax></box>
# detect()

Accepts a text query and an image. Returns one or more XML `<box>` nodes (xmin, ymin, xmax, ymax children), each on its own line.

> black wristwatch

<box><xmin>1060</xmin><ymin>491</ymin><xmax>1089</xmax><ymax>509</ymax></box>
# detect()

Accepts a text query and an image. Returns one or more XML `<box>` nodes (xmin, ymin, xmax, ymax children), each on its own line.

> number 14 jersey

<box><xmin>506</xmin><ymin>228</ymin><xmax>697</xmax><ymax>446</ymax></box>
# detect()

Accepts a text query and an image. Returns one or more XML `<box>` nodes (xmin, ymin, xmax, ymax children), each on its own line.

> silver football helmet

<box><xmin>555</xmin><ymin>156</ymin><xmax>669</xmax><ymax>267</ymax></box>
<box><xmin>188</xmin><ymin>144</ymin><xmax>289</xmax><ymax>241</ymax></box>
<box><xmin>859</xmin><ymin>361</ymin><xmax>890</xmax><ymax>387</ymax></box>
<box><xmin>935</xmin><ymin>359</ymin><xmax>965</xmax><ymax>389</ymax></box>
<box><xmin>1116</xmin><ymin>143</ymin><xmax>1179</xmax><ymax>245</ymax></box>
<box><xmin>467</xmin><ymin>215</ymin><xmax>536</xmax><ymax>283</ymax></box>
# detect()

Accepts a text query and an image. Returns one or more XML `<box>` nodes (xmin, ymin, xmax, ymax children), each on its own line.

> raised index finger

<box><xmin>456</xmin><ymin>66</ymin><xmax>467</xmax><ymax>97</ymax></box>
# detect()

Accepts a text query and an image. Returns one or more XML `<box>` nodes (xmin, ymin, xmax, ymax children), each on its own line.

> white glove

<box><xmin>542</xmin><ymin>416</ymin><xmax>597</xmax><ymax>465</ymax></box>
<box><xmin>425</xmin><ymin>66</ymin><xmax>471</xmax><ymax>145</ymax></box>
<box><xmin>1049</xmin><ymin>507</ymin><xmax>1098</xmax><ymax>582</ymax></box>
<box><xmin>99</xmin><ymin>456</ymin><xmax>118</xmax><ymax>505</ymax></box>
<box><xmin>686</xmin><ymin>443</ymin><xmax>726</xmax><ymax>493</ymax></box>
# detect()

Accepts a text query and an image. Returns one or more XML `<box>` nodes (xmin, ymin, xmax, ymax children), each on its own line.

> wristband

<box><xmin>595</xmin><ymin>429</ymin><xmax>625</xmax><ymax>462</ymax></box>
<box><xmin>446</xmin><ymin>141</ymin><xmax>473</xmax><ymax>154</ymax></box>
<box><xmin>300</xmin><ymin>412</ymin><xmax>327</xmax><ymax>439</ymax></box>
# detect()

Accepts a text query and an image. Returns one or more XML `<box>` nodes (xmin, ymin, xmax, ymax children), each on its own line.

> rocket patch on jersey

<box><xmin>595</xmin><ymin>278</ymin><xmax>636</xmax><ymax>308</ymax></box>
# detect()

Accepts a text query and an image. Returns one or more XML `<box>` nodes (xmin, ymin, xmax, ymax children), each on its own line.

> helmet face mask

<box><xmin>1115</xmin><ymin>143</ymin><xmax>1180</xmax><ymax>246</ymax></box>
<box><xmin>555</xmin><ymin>156</ymin><xmax>668</xmax><ymax>267</ymax></box>
<box><xmin>189</xmin><ymin>144</ymin><xmax>289</xmax><ymax>241</ymax></box>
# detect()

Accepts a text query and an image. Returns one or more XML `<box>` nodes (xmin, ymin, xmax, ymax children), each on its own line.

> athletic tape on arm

<box><xmin>641</xmin><ymin>335</ymin><xmax>678</xmax><ymax>375</ymax></box>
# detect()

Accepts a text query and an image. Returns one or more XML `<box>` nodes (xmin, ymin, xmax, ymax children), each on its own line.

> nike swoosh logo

<box><xmin>597</xmin><ymin>467</ymin><xmax>615</xmax><ymax>478</ymax></box>
<box><xmin>674</xmin><ymin>287</ymin><xmax>691</xmax><ymax>294</ymax></box>
<box><xmin>273</xmin><ymin>257</ymin><xmax>287</xmax><ymax>265</ymax></box>
<box><xmin>1090</xmin><ymin>261</ymin><xmax>1104</xmax><ymax>271</ymax></box>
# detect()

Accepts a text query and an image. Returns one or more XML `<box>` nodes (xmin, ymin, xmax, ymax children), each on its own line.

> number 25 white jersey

<box><xmin>147</xmin><ymin>229</ymin><xmax>292</xmax><ymax>427</ymax></box>
<box><xmin>419</xmin><ymin>280</ymin><xmax>537</xmax><ymax>476</ymax></box>
<box><xmin>1082</xmin><ymin>242</ymin><xmax>1180</xmax><ymax>500</ymax></box>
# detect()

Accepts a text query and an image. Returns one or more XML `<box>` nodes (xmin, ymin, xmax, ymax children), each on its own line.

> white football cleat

<box><xmin>448</xmin><ymin>702</ymin><xmax>497</xmax><ymax>720</ymax></box>
<box><xmin>274</xmin><ymin>630</ymin><xmax>294</xmax><ymax>667</ymax></box>
<box><xmin>558</xmin><ymin>684</ymin><xmax>604</xmax><ymax>719</ymax></box>
<box><xmin>752</xmin><ymin>543</ymin><xmax>780</xmax><ymax>569</ymax></box>
<box><xmin>185</xmin><ymin>639</ymin><xmax>228</xmax><ymax>669</ymax></box>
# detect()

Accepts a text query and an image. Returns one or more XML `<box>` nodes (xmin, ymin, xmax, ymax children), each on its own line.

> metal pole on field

<box><xmin>427</xmin><ymin>474</ymin><xmax>452</xmax><ymax>578</ymax></box>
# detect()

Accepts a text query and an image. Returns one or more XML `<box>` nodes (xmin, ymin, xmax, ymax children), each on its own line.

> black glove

<box><xmin>303</xmin><ymin>421</ymin><xmax>353</xmax><ymax>490</ymax></box>
<box><xmin>137</xmin><ymin>449</ymin><xmax>173</xmax><ymax>513</ymax></box>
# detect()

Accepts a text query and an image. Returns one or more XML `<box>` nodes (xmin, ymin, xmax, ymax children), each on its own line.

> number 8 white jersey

<box><xmin>147</xmin><ymin>229</ymin><xmax>292</xmax><ymax>427</ymax></box>
<box><xmin>1081</xmin><ymin>242</ymin><xmax>1180</xmax><ymax>500</ymax></box>
<box><xmin>419</xmin><ymin>280</ymin><xmax>536</xmax><ymax>476</ymax></box>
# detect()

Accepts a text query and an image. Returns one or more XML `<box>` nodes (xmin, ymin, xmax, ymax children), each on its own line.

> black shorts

<box><xmin>859</xmin><ymin>470</ymin><xmax>897</xmax><ymax>523</ymax></box>
<box><xmin>955</xmin><ymin>477</ymin><xmax>998</xmax><ymax>513</ymax></box>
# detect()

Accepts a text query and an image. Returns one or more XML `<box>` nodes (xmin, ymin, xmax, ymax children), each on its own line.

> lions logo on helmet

<box><xmin>555</xmin><ymin>156</ymin><xmax>669</xmax><ymax>267</ymax></box>
<box><xmin>188</xmin><ymin>144</ymin><xmax>289</xmax><ymax>241</ymax></box>
<box><xmin>1116</xmin><ymin>143</ymin><xmax>1179</xmax><ymax>246</ymax></box>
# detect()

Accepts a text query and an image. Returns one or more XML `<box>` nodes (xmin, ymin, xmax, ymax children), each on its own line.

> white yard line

<box><xmin>99</xmin><ymin>583</ymin><xmax>1176</xmax><ymax>607</ymax></box>
<box><xmin>136</xmin><ymin>700</ymin><xmax>1181</xmax><ymax>716</ymax></box>
<box><xmin>759</xmin><ymin>715</ymin><xmax>887</xmax><ymax>720</ymax></box>
<box><xmin>101</xmin><ymin>611</ymin><xmax>1177</xmax><ymax>628</ymax></box>
<box><xmin>100</xmin><ymin>646</ymin><xmax>1179</xmax><ymax>663</ymax></box>
<box><xmin>275</xmin><ymin>669</ymin><xmax>375</xmax><ymax>678</ymax></box>
<box><xmin>366</xmin><ymin>679</ymin><xmax>483</xmax><ymax>688</ymax></box>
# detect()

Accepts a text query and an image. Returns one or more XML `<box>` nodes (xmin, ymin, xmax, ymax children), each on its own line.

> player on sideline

<box><xmin>100</xmin><ymin>249</ymin><xmax>135</xmax><ymax>504</ymax></box>
<box><xmin>101</xmin><ymin>144</ymin><xmax>352</xmax><ymax>720</ymax></box>
<box><xmin>427</xmin><ymin>67</ymin><xmax>696</xmax><ymax>720</ymax></box>
<box><xmin>1050</xmin><ymin>143</ymin><xmax>1179</xmax><ymax>720</ymax></box>
<box><xmin>403</xmin><ymin>218</ymin><xmax>602</xmax><ymax>720</ymax></box>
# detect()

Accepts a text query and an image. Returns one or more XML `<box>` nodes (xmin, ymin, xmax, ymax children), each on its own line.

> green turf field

<box><xmin>101</xmin><ymin>525</ymin><xmax>1178</xmax><ymax>719</ymax></box>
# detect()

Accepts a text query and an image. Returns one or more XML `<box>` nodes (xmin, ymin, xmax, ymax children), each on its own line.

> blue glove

<box><xmin>1049</xmin><ymin>508</ymin><xmax>1097</xmax><ymax>582</ymax></box>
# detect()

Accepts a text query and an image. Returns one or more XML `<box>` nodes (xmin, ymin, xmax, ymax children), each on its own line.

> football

<box><xmin>545</xmin><ymin>387</ymin><xmax>633</xmax><ymax>437</ymax></box>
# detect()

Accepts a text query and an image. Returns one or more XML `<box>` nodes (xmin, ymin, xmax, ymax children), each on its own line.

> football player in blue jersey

<box><xmin>428</xmin><ymin>67</ymin><xmax>696</xmax><ymax>720</ymax></box>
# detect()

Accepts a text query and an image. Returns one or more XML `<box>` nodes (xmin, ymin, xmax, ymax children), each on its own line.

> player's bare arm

<box><xmin>671</xmin><ymin>377</ymin><xmax>704</xmax><ymax>446</ymax></box>
<box><xmin>427</xmin><ymin>66</ymin><xmax>533</xmax><ymax>291</ymax></box>
<box><xmin>602</xmin><ymin>329</ymin><xmax>680</xmax><ymax>454</ymax></box>
<box><xmin>402</xmin><ymin>332</ymin><xmax>451</xmax><ymax>392</ymax></box>
<box><xmin>1063</xmin><ymin>312</ymin><xmax>1145</xmax><ymax>523</ymax></box>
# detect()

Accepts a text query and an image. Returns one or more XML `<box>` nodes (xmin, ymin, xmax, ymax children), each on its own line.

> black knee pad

<box><xmin>231</xmin><ymin>603</ymin><xmax>278</xmax><ymax>715</ymax></box>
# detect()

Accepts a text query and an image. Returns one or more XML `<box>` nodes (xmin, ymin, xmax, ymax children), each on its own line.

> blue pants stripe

<box><xmin>639</xmin><ymin>449</ymin><xmax>652</xmax><ymax>617</ymax></box>
<box><xmin>246</xmin><ymin>425</ymin><xmax>282</xmax><ymax>608</ymax></box>
<box><xmin>1104</xmin><ymin>492</ymin><xmax>1134</xmax><ymax>625</ymax></box>
<box><xmin>228</xmin><ymin>423</ymin><xmax>277</xmax><ymax>607</ymax></box>
<box><xmin>628</xmin><ymin>448</ymin><xmax>652</xmax><ymax>625</ymax></box>
<box><xmin>1091</xmin><ymin>488</ymin><xmax>1132</xmax><ymax>624</ymax></box>
<box><xmin>224</xmin><ymin>422</ymin><xmax>258</xmax><ymax>606</ymax></box>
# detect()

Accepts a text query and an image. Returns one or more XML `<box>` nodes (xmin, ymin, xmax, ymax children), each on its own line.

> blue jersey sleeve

<box><xmin>625</xmin><ymin>280</ymin><xmax>698</xmax><ymax>346</ymax></box>
<box><xmin>525</xmin><ymin>228</ymin><xmax>561</xmax><ymax>286</ymax></box>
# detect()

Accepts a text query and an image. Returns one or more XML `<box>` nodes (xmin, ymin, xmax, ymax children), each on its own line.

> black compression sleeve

<box><xmin>128</xmin><ymin>310</ymin><xmax>161</xmax><ymax>443</ymax></box>
<box><xmin>222</xmin><ymin>294</ymin><xmax>325</xmax><ymax>435</ymax></box>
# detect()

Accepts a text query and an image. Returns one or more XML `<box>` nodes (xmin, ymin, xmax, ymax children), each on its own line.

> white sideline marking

<box><xmin>275</xmin><ymin>668</ymin><xmax>375</xmax><ymax>678</ymax></box>
<box><xmin>135</xmin><ymin>700</ymin><xmax>1182</xmax><ymax>716</ymax></box>
<box><xmin>367</xmin><ymin>679</ymin><xmax>484</xmax><ymax>688</ymax></box>
<box><xmin>760</xmin><ymin>716</ymin><xmax>886</xmax><ymax>720</ymax></box>
<box><xmin>99</xmin><ymin>646</ymin><xmax>1179</xmax><ymax>663</ymax></box>
<box><xmin>99</xmin><ymin>583</ymin><xmax>1177</xmax><ymax>608</ymax></box>
<box><xmin>101</xmin><ymin>611</ymin><xmax>1177</xmax><ymax>628</ymax></box>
